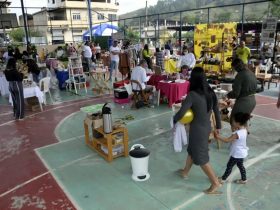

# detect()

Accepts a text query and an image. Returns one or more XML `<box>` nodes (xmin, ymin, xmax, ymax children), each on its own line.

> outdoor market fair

<box><xmin>0</xmin><ymin>1</ymin><xmax>280</xmax><ymax>209</ymax></box>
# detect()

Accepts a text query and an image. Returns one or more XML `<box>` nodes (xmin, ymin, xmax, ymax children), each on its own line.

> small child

<box><xmin>215</xmin><ymin>112</ymin><xmax>251</xmax><ymax>184</ymax></box>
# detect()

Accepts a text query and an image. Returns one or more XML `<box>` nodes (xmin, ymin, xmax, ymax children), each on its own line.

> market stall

<box><xmin>194</xmin><ymin>23</ymin><xmax>237</xmax><ymax>73</ymax></box>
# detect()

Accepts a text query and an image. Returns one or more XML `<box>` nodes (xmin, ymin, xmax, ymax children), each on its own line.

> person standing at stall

<box><xmin>110</xmin><ymin>40</ymin><xmax>121</xmax><ymax>81</ymax></box>
<box><xmin>82</xmin><ymin>41</ymin><xmax>93</xmax><ymax>72</ymax></box>
<box><xmin>235</xmin><ymin>41</ymin><xmax>251</xmax><ymax>64</ymax></box>
<box><xmin>173</xmin><ymin>67</ymin><xmax>222</xmax><ymax>194</ymax></box>
<box><xmin>226</xmin><ymin>58</ymin><xmax>257</xmax><ymax>126</ymax></box>
<box><xmin>95</xmin><ymin>43</ymin><xmax>101</xmax><ymax>61</ymax></box>
<box><xmin>4</xmin><ymin>58</ymin><xmax>24</xmax><ymax>120</ymax></box>
<box><xmin>142</xmin><ymin>44</ymin><xmax>153</xmax><ymax>70</ymax></box>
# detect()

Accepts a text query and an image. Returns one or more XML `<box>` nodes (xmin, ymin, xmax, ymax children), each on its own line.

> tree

<box><xmin>9</xmin><ymin>28</ymin><xmax>42</xmax><ymax>42</ymax></box>
<box><xmin>270</xmin><ymin>0</ymin><xmax>280</xmax><ymax>17</ymax></box>
<box><xmin>216</xmin><ymin>12</ymin><xmax>232</xmax><ymax>22</ymax></box>
<box><xmin>126</xmin><ymin>28</ymin><xmax>140</xmax><ymax>41</ymax></box>
<box><xmin>9</xmin><ymin>28</ymin><xmax>25</xmax><ymax>42</ymax></box>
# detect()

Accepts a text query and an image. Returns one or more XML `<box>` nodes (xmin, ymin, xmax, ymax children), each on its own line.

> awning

<box><xmin>83</xmin><ymin>23</ymin><xmax>119</xmax><ymax>38</ymax></box>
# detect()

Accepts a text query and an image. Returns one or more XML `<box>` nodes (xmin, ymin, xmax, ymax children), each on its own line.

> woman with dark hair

<box><xmin>227</xmin><ymin>58</ymin><xmax>257</xmax><ymax>125</ymax></box>
<box><xmin>142</xmin><ymin>44</ymin><xmax>153</xmax><ymax>70</ymax></box>
<box><xmin>173</xmin><ymin>67</ymin><xmax>222</xmax><ymax>194</ymax></box>
<box><xmin>4</xmin><ymin>58</ymin><xmax>24</xmax><ymax>120</ymax></box>
<box><xmin>14</xmin><ymin>47</ymin><xmax>22</xmax><ymax>60</ymax></box>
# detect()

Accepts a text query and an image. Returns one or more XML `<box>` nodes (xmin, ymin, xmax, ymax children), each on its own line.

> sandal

<box><xmin>175</xmin><ymin>169</ymin><xmax>188</xmax><ymax>179</ymax></box>
<box><xmin>203</xmin><ymin>184</ymin><xmax>222</xmax><ymax>195</ymax></box>
<box><xmin>234</xmin><ymin>179</ymin><xmax>247</xmax><ymax>184</ymax></box>
<box><xmin>218</xmin><ymin>177</ymin><xmax>226</xmax><ymax>184</ymax></box>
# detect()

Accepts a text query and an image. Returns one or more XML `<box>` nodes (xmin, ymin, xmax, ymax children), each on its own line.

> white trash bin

<box><xmin>129</xmin><ymin>144</ymin><xmax>150</xmax><ymax>181</ymax></box>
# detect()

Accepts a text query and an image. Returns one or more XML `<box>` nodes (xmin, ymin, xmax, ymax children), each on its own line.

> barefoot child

<box><xmin>215</xmin><ymin>112</ymin><xmax>251</xmax><ymax>184</ymax></box>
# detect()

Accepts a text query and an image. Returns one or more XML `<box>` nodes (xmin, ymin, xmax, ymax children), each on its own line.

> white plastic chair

<box><xmin>39</xmin><ymin>77</ymin><xmax>53</xmax><ymax>104</ymax></box>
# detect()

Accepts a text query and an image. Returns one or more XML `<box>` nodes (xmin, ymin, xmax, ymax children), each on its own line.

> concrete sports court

<box><xmin>0</xmin><ymin>86</ymin><xmax>279</xmax><ymax>210</ymax></box>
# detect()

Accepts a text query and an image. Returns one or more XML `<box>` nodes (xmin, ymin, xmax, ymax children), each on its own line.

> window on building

<box><xmin>52</xmin><ymin>0</ymin><xmax>55</xmax><ymax>4</ymax></box>
<box><xmin>91</xmin><ymin>0</ymin><xmax>106</xmax><ymax>2</ymax></box>
<box><xmin>108</xmin><ymin>14</ymin><xmax>117</xmax><ymax>21</ymax></box>
<box><xmin>107</xmin><ymin>0</ymin><xmax>111</xmax><ymax>3</ymax></box>
<box><xmin>97</xmin><ymin>13</ymin><xmax>105</xmax><ymax>20</ymax></box>
<box><xmin>72</xmin><ymin>13</ymin><xmax>81</xmax><ymax>20</ymax></box>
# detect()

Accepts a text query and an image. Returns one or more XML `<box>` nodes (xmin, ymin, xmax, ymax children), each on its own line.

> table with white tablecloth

<box><xmin>0</xmin><ymin>71</ymin><xmax>9</xmax><ymax>96</ymax></box>
<box><xmin>9</xmin><ymin>84</ymin><xmax>44</xmax><ymax>111</ymax></box>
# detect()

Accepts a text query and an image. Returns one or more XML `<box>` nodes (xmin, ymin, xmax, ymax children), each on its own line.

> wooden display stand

<box><xmin>84</xmin><ymin>121</ymin><xmax>129</xmax><ymax>162</ymax></box>
<box><xmin>68</xmin><ymin>56</ymin><xmax>87</xmax><ymax>94</ymax></box>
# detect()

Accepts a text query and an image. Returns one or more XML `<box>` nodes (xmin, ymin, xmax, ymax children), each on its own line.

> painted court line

<box><xmin>172</xmin><ymin>193</ymin><xmax>204</xmax><ymax>210</ymax></box>
<box><xmin>173</xmin><ymin>143</ymin><xmax>280</xmax><ymax>210</ymax></box>
<box><xmin>38</xmin><ymin>110</ymin><xmax>173</xmax><ymax>150</ymax></box>
<box><xmin>0</xmin><ymin>111</ymin><xmax>13</xmax><ymax>116</ymax></box>
<box><xmin>35</xmin><ymin>150</ymin><xmax>83</xmax><ymax>210</ymax></box>
<box><xmin>0</xmin><ymin>172</ymin><xmax>49</xmax><ymax>198</ymax></box>
<box><xmin>256</xmin><ymin>94</ymin><xmax>278</xmax><ymax>100</ymax></box>
<box><xmin>54</xmin><ymin>111</ymin><xmax>80</xmax><ymax>141</ymax></box>
<box><xmin>0</xmin><ymin>96</ymin><xmax>112</xmax><ymax>127</ymax></box>
<box><xmin>227</xmin><ymin>143</ymin><xmax>280</xmax><ymax>210</ymax></box>
<box><xmin>33</xmin><ymin>129</ymin><xmax>172</xmax><ymax>210</ymax></box>
<box><xmin>255</xmin><ymin>103</ymin><xmax>276</xmax><ymax>106</ymax></box>
<box><xmin>252</xmin><ymin>114</ymin><xmax>280</xmax><ymax>122</ymax></box>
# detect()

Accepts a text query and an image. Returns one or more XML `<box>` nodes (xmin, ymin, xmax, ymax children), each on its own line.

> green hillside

<box><xmin>119</xmin><ymin>0</ymin><xmax>277</xmax><ymax>25</ymax></box>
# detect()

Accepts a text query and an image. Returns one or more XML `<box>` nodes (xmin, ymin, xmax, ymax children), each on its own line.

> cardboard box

<box><xmin>26</xmin><ymin>97</ymin><xmax>41</xmax><ymax>111</ymax></box>
<box><xmin>85</xmin><ymin>113</ymin><xmax>103</xmax><ymax>129</ymax></box>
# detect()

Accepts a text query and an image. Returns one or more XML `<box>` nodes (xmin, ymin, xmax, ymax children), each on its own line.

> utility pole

<box><xmin>86</xmin><ymin>0</ymin><xmax>93</xmax><ymax>42</ymax></box>
<box><xmin>20</xmin><ymin>0</ymin><xmax>29</xmax><ymax>46</ymax></box>
<box><xmin>145</xmin><ymin>0</ymin><xmax>148</xmax><ymax>43</ymax></box>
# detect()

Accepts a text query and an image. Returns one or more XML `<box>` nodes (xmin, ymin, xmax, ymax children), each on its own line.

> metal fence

<box><xmin>0</xmin><ymin>0</ymin><xmax>272</xmax><ymax>50</ymax></box>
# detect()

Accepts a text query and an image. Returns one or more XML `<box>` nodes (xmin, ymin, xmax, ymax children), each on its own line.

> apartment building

<box><xmin>33</xmin><ymin>0</ymin><xmax>119</xmax><ymax>44</ymax></box>
<box><xmin>0</xmin><ymin>0</ymin><xmax>18</xmax><ymax>44</ymax></box>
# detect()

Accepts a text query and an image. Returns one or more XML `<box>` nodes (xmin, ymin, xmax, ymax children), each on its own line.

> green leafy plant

<box><xmin>9</xmin><ymin>28</ymin><xmax>43</xmax><ymax>43</ymax></box>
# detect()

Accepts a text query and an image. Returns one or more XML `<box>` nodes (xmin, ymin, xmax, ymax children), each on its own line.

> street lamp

<box><xmin>145</xmin><ymin>0</ymin><xmax>148</xmax><ymax>43</ymax></box>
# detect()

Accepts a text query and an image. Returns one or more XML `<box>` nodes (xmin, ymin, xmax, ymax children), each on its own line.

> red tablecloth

<box><xmin>157</xmin><ymin>80</ymin><xmax>190</xmax><ymax>107</ymax></box>
<box><xmin>147</xmin><ymin>74</ymin><xmax>167</xmax><ymax>89</ymax></box>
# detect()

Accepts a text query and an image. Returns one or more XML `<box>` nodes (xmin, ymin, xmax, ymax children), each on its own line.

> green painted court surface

<box><xmin>36</xmin><ymin>103</ymin><xmax>280</xmax><ymax>210</ymax></box>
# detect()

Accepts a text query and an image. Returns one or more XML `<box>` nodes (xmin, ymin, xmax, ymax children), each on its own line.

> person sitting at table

<box><xmin>177</xmin><ymin>46</ymin><xmax>196</xmax><ymax>70</ymax></box>
<box><xmin>179</xmin><ymin>65</ymin><xmax>191</xmax><ymax>79</ymax></box>
<box><xmin>142</xmin><ymin>44</ymin><xmax>153</xmax><ymax>70</ymax></box>
<box><xmin>131</xmin><ymin>59</ymin><xmax>153</xmax><ymax>93</ymax></box>
<box><xmin>4</xmin><ymin>58</ymin><xmax>24</xmax><ymax>120</ymax></box>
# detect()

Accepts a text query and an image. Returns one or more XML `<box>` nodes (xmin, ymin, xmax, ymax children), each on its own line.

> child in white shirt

<box><xmin>215</xmin><ymin>112</ymin><xmax>251</xmax><ymax>184</ymax></box>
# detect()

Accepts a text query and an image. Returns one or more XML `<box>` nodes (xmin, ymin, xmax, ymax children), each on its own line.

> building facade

<box><xmin>33</xmin><ymin>0</ymin><xmax>119</xmax><ymax>44</ymax></box>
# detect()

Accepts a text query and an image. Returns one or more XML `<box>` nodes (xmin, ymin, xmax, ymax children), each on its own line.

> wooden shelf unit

<box><xmin>68</xmin><ymin>56</ymin><xmax>87</xmax><ymax>94</ymax></box>
<box><xmin>84</xmin><ymin>121</ymin><xmax>129</xmax><ymax>162</ymax></box>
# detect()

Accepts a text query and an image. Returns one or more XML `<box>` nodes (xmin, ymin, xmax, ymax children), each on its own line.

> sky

<box><xmin>10</xmin><ymin>0</ymin><xmax>158</xmax><ymax>15</ymax></box>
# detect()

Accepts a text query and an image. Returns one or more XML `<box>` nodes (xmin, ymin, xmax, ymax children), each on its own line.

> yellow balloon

<box><xmin>179</xmin><ymin>109</ymin><xmax>194</xmax><ymax>124</ymax></box>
